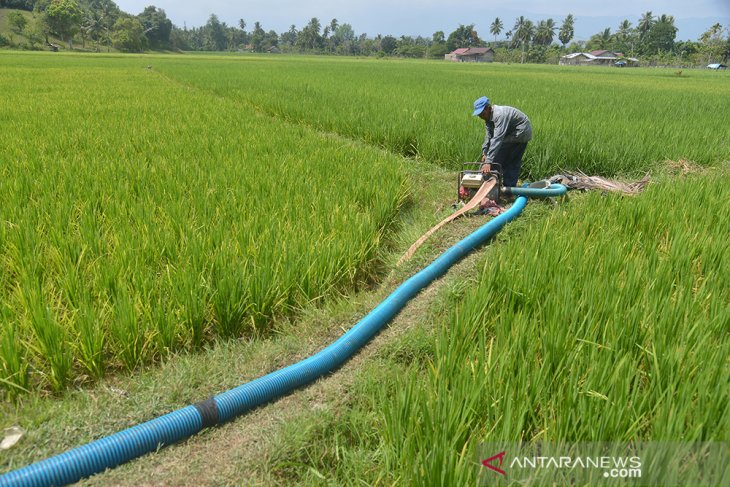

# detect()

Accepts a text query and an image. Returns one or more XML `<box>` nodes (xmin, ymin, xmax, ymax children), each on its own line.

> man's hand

<box><xmin>481</xmin><ymin>160</ymin><xmax>491</xmax><ymax>173</ymax></box>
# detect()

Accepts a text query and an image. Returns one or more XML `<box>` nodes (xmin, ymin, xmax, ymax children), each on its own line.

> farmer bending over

<box><xmin>472</xmin><ymin>96</ymin><xmax>532</xmax><ymax>188</ymax></box>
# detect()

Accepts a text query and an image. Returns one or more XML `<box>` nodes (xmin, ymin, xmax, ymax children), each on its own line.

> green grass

<box><xmin>378</xmin><ymin>171</ymin><xmax>729</xmax><ymax>484</ymax></box>
<box><xmin>0</xmin><ymin>52</ymin><xmax>409</xmax><ymax>396</ymax></box>
<box><xmin>0</xmin><ymin>8</ymin><xmax>94</xmax><ymax>51</ymax></box>
<box><xmin>149</xmin><ymin>55</ymin><xmax>730</xmax><ymax>177</ymax></box>
<box><xmin>0</xmin><ymin>9</ymin><xmax>45</xmax><ymax>49</ymax></box>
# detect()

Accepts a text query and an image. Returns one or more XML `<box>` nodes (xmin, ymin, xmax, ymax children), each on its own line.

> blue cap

<box><xmin>472</xmin><ymin>96</ymin><xmax>490</xmax><ymax>116</ymax></box>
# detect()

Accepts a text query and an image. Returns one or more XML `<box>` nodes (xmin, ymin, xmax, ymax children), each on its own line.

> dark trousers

<box><xmin>493</xmin><ymin>142</ymin><xmax>527</xmax><ymax>187</ymax></box>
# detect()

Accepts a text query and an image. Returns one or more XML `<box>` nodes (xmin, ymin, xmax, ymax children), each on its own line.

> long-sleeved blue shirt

<box><xmin>481</xmin><ymin>105</ymin><xmax>532</xmax><ymax>162</ymax></box>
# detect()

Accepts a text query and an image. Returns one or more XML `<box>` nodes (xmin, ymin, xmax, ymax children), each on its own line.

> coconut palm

<box><xmin>600</xmin><ymin>27</ymin><xmax>612</xmax><ymax>45</ymax></box>
<box><xmin>545</xmin><ymin>18</ymin><xmax>556</xmax><ymax>41</ymax></box>
<box><xmin>615</xmin><ymin>19</ymin><xmax>635</xmax><ymax>54</ymax></box>
<box><xmin>617</xmin><ymin>19</ymin><xmax>632</xmax><ymax>40</ymax></box>
<box><xmin>638</xmin><ymin>11</ymin><xmax>654</xmax><ymax>39</ymax></box>
<box><xmin>658</xmin><ymin>14</ymin><xmax>674</xmax><ymax>26</ymax></box>
<box><xmin>588</xmin><ymin>28</ymin><xmax>613</xmax><ymax>51</ymax></box>
<box><xmin>535</xmin><ymin>18</ymin><xmax>556</xmax><ymax>46</ymax></box>
<box><xmin>490</xmin><ymin>17</ymin><xmax>503</xmax><ymax>43</ymax></box>
<box><xmin>512</xmin><ymin>16</ymin><xmax>525</xmax><ymax>48</ymax></box>
<box><xmin>513</xmin><ymin>16</ymin><xmax>535</xmax><ymax>63</ymax></box>
<box><xmin>82</xmin><ymin>10</ymin><xmax>105</xmax><ymax>50</ymax></box>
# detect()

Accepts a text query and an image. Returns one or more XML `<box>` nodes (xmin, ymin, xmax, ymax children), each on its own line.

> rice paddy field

<box><xmin>1</xmin><ymin>51</ymin><xmax>728</xmax><ymax>484</ymax></box>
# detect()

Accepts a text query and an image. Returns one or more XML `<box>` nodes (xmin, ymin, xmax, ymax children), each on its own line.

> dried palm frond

<box><xmin>549</xmin><ymin>171</ymin><xmax>650</xmax><ymax>195</ymax></box>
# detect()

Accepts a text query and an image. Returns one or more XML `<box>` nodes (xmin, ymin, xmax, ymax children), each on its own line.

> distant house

<box><xmin>560</xmin><ymin>51</ymin><xmax>639</xmax><ymax>67</ymax></box>
<box><xmin>590</xmin><ymin>50</ymin><xmax>621</xmax><ymax>57</ymax></box>
<box><xmin>239</xmin><ymin>45</ymin><xmax>280</xmax><ymax>53</ymax></box>
<box><xmin>445</xmin><ymin>47</ymin><xmax>494</xmax><ymax>63</ymax></box>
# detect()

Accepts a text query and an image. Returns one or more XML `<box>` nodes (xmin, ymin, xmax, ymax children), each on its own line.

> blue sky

<box><xmin>113</xmin><ymin>0</ymin><xmax>730</xmax><ymax>41</ymax></box>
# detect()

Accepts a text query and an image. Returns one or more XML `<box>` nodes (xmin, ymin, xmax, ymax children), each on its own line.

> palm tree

<box><xmin>559</xmin><ymin>14</ymin><xmax>575</xmax><ymax>48</ymax></box>
<box><xmin>658</xmin><ymin>14</ymin><xmax>674</xmax><ymax>26</ymax></box>
<box><xmin>535</xmin><ymin>20</ymin><xmax>548</xmax><ymax>46</ymax></box>
<box><xmin>513</xmin><ymin>16</ymin><xmax>535</xmax><ymax>63</ymax></box>
<box><xmin>588</xmin><ymin>28</ymin><xmax>613</xmax><ymax>51</ymax></box>
<box><xmin>512</xmin><ymin>16</ymin><xmax>525</xmax><ymax>48</ymax></box>
<box><xmin>490</xmin><ymin>17</ymin><xmax>503</xmax><ymax>44</ymax></box>
<box><xmin>615</xmin><ymin>19</ymin><xmax>634</xmax><ymax>54</ymax></box>
<box><xmin>638</xmin><ymin>11</ymin><xmax>654</xmax><ymax>40</ymax></box>
<box><xmin>600</xmin><ymin>28</ymin><xmax>612</xmax><ymax>46</ymax></box>
<box><xmin>545</xmin><ymin>18</ymin><xmax>556</xmax><ymax>43</ymax></box>
<box><xmin>617</xmin><ymin>19</ymin><xmax>632</xmax><ymax>40</ymax></box>
<box><xmin>535</xmin><ymin>18</ymin><xmax>556</xmax><ymax>46</ymax></box>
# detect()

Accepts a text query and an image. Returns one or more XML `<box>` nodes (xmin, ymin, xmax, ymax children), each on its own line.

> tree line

<box><xmin>2</xmin><ymin>0</ymin><xmax>729</xmax><ymax>66</ymax></box>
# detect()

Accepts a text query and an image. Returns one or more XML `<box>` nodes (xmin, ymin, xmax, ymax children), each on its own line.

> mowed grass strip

<box><xmin>152</xmin><ymin>55</ymin><xmax>730</xmax><ymax>176</ymax></box>
<box><xmin>262</xmin><ymin>169</ymin><xmax>730</xmax><ymax>485</ymax></box>
<box><xmin>0</xmin><ymin>52</ymin><xmax>409</xmax><ymax>396</ymax></box>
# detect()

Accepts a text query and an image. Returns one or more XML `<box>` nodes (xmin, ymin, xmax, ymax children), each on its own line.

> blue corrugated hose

<box><xmin>0</xmin><ymin>184</ymin><xmax>567</xmax><ymax>487</ymax></box>
<box><xmin>508</xmin><ymin>184</ymin><xmax>568</xmax><ymax>198</ymax></box>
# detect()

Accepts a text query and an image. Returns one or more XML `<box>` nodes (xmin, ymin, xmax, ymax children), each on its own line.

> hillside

<box><xmin>0</xmin><ymin>8</ymin><xmax>60</xmax><ymax>50</ymax></box>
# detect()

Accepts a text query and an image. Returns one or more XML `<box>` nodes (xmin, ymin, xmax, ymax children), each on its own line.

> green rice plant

<box><xmin>266</xmin><ymin>169</ymin><xmax>728</xmax><ymax>484</ymax></box>
<box><xmin>210</xmin><ymin>252</ymin><xmax>255</xmax><ymax>339</ymax></box>
<box><xmin>171</xmin><ymin>259</ymin><xmax>210</xmax><ymax>350</ymax></box>
<box><xmin>155</xmin><ymin>57</ymin><xmax>730</xmax><ymax>176</ymax></box>
<box><xmin>18</xmin><ymin>279</ymin><xmax>72</xmax><ymax>394</ymax></box>
<box><xmin>108</xmin><ymin>282</ymin><xmax>152</xmax><ymax>372</ymax></box>
<box><xmin>1</xmin><ymin>51</ymin><xmax>725</xmax><ymax>407</ymax></box>
<box><xmin>143</xmin><ymin>291</ymin><xmax>175</xmax><ymax>360</ymax></box>
<box><xmin>49</xmin><ymin>238</ymin><xmax>106</xmax><ymax>379</ymax></box>
<box><xmin>0</xmin><ymin>317</ymin><xmax>30</xmax><ymax>399</ymax></box>
<box><xmin>73</xmin><ymin>300</ymin><xmax>106</xmax><ymax>380</ymax></box>
<box><xmin>0</xmin><ymin>52</ymin><xmax>408</xmax><ymax>395</ymax></box>
<box><xmin>371</xmin><ymin>171</ymin><xmax>729</xmax><ymax>483</ymax></box>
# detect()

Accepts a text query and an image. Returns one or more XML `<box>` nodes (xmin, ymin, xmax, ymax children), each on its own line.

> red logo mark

<box><xmin>482</xmin><ymin>451</ymin><xmax>506</xmax><ymax>476</ymax></box>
